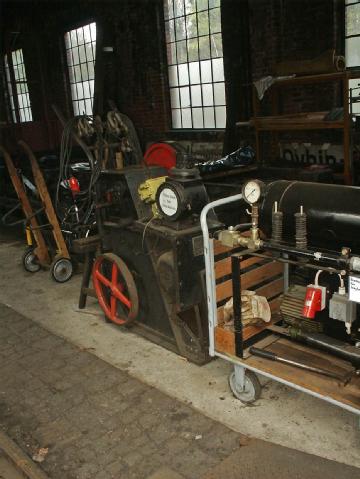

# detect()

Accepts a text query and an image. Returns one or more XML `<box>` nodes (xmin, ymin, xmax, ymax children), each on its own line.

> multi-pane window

<box><xmin>346</xmin><ymin>1</ymin><xmax>360</xmax><ymax>114</ymax></box>
<box><xmin>64</xmin><ymin>22</ymin><xmax>96</xmax><ymax>116</ymax></box>
<box><xmin>4</xmin><ymin>49</ymin><xmax>33</xmax><ymax>123</ymax></box>
<box><xmin>164</xmin><ymin>0</ymin><xmax>226</xmax><ymax>129</ymax></box>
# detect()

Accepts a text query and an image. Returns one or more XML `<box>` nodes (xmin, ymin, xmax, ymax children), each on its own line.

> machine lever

<box><xmin>249</xmin><ymin>347</ymin><xmax>353</xmax><ymax>384</ymax></box>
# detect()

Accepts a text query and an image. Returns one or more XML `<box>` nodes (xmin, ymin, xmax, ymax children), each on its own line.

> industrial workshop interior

<box><xmin>1</xmin><ymin>0</ymin><xmax>360</xmax><ymax>478</ymax></box>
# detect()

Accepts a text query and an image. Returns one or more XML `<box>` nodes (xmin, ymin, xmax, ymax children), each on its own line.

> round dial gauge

<box><xmin>242</xmin><ymin>180</ymin><xmax>264</xmax><ymax>204</ymax></box>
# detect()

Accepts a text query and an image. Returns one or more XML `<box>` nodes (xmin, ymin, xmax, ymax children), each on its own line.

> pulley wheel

<box><xmin>22</xmin><ymin>247</ymin><xmax>41</xmax><ymax>273</ymax></box>
<box><xmin>92</xmin><ymin>253</ymin><xmax>139</xmax><ymax>326</ymax></box>
<box><xmin>50</xmin><ymin>256</ymin><xmax>73</xmax><ymax>283</ymax></box>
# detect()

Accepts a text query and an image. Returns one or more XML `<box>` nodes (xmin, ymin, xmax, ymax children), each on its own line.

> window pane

<box><xmin>176</xmin><ymin>40</ymin><xmax>187</xmax><ymax>63</ymax></box>
<box><xmin>172</xmin><ymin>108</ymin><xmax>182</xmax><ymax>127</ymax></box>
<box><xmin>346</xmin><ymin>4</ymin><xmax>360</xmax><ymax>37</ymax></box>
<box><xmin>200</xmin><ymin>60</ymin><xmax>212</xmax><ymax>83</ymax></box>
<box><xmin>165</xmin><ymin>19</ymin><xmax>175</xmax><ymax>43</ymax></box>
<box><xmin>170</xmin><ymin>87</ymin><xmax>180</xmax><ymax>108</ymax></box>
<box><xmin>178</xmin><ymin>63</ymin><xmax>189</xmax><ymax>85</ymax></box>
<box><xmin>209</xmin><ymin>0</ymin><xmax>220</xmax><ymax>7</ymax></box>
<box><xmin>210</xmin><ymin>33</ymin><xmax>222</xmax><ymax>57</ymax></box>
<box><xmin>186</xmin><ymin>14</ymin><xmax>198</xmax><ymax>38</ymax></box>
<box><xmin>192</xmin><ymin>107</ymin><xmax>203</xmax><ymax>128</ymax></box>
<box><xmin>167</xmin><ymin>42</ymin><xmax>177</xmax><ymax>64</ymax></box>
<box><xmin>212</xmin><ymin>58</ymin><xmax>224</xmax><ymax>81</ymax></box>
<box><xmin>174</xmin><ymin>0</ymin><xmax>184</xmax><ymax>17</ymax></box>
<box><xmin>189</xmin><ymin>61</ymin><xmax>200</xmax><ymax>84</ymax></box>
<box><xmin>209</xmin><ymin>8</ymin><xmax>221</xmax><ymax>33</ymax></box>
<box><xmin>215</xmin><ymin>106</ymin><xmax>226</xmax><ymax>128</ymax></box>
<box><xmin>180</xmin><ymin>86</ymin><xmax>190</xmax><ymax>107</ymax></box>
<box><xmin>185</xmin><ymin>0</ymin><xmax>196</xmax><ymax>14</ymax></box>
<box><xmin>197</xmin><ymin>0</ymin><xmax>208</xmax><ymax>12</ymax></box>
<box><xmin>204</xmin><ymin>107</ymin><xmax>215</xmax><ymax>128</ymax></box>
<box><xmin>168</xmin><ymin>65</ymin><xmax>178</xmax><ymax>86</ymax></box>
<box><xmin>346</xmin><ymin>36</ymin><xmax>360</xmax><ymax>68</ymax></box>
<box><xmin>79</xmin><ymin>45</ymin><xmax>86</xmax><ymax>63</ymax></box>
<box><xmin>164</xmin><ymin>0</ymin><xmax>174</xmax><ymax>19</ymax></box>
<box><xmin>187</xmin><ymin>38</ymin><xmax>199</xmax><ymax>61</ymax></box>
<box><xmin>181</xmin><ymin>108</ymin><xmax>192</xmax><ymax>127</ymax></box>
<box><xmin>199</xmin><ymin>36</ymin><xmax>210</xmax><ymax>60</ymax></box>
<box><xmin>175</xmin><ymin>17</ymin><xmax>186</xmax><ymax>40</ymax></box>
<box><xmin>214</xmin><ymin>82</ymin><xmax>225</xmax><ymax>105</ymax></box>
<box><xmin>198</xmin><ymin>11</ymin><xmax>209</xmax><ymax>36</ymax></box>
<box><xmin>191</xmin><ymin>85</ymin><xmax>202</xmax><ymax>106</ymax></box>
<box><xmin>202</xmin><ymin>84</ymin><xmax>214</xmax><ymax>106</ymax></box>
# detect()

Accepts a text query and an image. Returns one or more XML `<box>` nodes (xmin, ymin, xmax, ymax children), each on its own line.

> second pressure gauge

<box><xmin>242</xmin><ymin>179</ymin><xmax>265</xmax><ymax>205</ymax></box>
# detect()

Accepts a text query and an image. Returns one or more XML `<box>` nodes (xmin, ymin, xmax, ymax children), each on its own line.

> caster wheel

<box><xmin>50</xmin><ymin>256</ymin><xmax>73</xmax><ymax>283</ymax></box>
<box><xmin>229</xmin><ymin>369</ymin><xmax>261</xmax><ymax>404</ymax></box>
<box><xmin>22</xmin><ymin>247</ymin><xmax>41</xmax><ymax>273</ymax></box>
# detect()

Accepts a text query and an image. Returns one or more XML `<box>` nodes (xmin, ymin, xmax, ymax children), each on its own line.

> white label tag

<box><xmin>349</xmin><ymin>275</ymin><xmax>360</xmax><ymax>303</ymax></box>
<box><xmin>159</xmin><ymin>188</ymin><xmax>178</xmax><ymax>217</ymax></box>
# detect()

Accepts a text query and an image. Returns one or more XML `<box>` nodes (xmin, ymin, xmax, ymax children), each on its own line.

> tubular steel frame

<box><xmin>200</xmin><ymin>196</ymin><xmax>360</xmax><ymax>417</ymax></box>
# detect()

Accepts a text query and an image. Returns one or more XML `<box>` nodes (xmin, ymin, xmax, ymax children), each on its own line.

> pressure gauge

<box><xmin>157</xmin><ymin>186</ymin><xmax>179</xmax><ymax>218</ymax></box>
<box><xmin>242</xmin><ymin>179</ymin><xmax>265</xmax><ymax>205</ymax></box>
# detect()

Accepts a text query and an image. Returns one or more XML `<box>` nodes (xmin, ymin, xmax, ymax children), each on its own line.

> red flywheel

<box><xmin>93</xmin><ymin>253</ymin><xmax>139</xmax><ymax>326</ymax></box>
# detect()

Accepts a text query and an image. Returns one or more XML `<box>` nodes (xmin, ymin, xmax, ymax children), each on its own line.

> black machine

<box><xmin>94</xmin><ymin>164</ymin><xmax>221</xmax><ymax>364</ymax></box>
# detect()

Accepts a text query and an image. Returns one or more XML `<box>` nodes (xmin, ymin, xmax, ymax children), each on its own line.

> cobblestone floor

<box><xmin>0</xmin><ymin>303</ymin><xmax>244</xmax><ymax>479</ymax></box>
<box><xmin>1</xmin><ymin>302</ymin><xmax>359</xmax><ymax>479</ymax></box>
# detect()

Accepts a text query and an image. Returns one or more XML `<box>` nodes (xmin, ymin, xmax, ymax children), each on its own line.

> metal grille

<box><xmin>164</xmin><ymin>0</ymin><xmax>226</xmax><ymax>129</ymax></box>
<box><xmin>64</xmin><ymin>22</ymin><xmax>96</xmax><ymax>116</ymax></box>
<box><xmin>4</xmin><ymin>49</ymin><xmax>33</xmax><ymax>123</ymax></box>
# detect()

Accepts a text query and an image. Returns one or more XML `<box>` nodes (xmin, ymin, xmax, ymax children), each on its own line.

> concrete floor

<box><xmin>0</xmin><ymin>234</ymin><xmax>359</xmax><ymax>469</ymax></box>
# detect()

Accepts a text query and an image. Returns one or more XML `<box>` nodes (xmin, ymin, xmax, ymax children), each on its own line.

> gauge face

<box><xmin>242</xmin><ymin>180</ymin><xmax>263</xmax><ymax>204</ymax></box>
<box><xmin>158</xmin><ymin>187</ymin><xmax>179</xmax><ymax>217</ymax></box>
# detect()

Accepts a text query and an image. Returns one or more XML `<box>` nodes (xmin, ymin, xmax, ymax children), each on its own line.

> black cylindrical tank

<box><xmin>260</xmin><ymin>180</ymin><xmax>360</xmax><ymax>253</ymax></box>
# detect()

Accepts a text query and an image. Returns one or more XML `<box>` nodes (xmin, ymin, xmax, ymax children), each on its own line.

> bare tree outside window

<box><xmin>64</xmin><ymin>22</ymin><xmax>96</xmax><ymax>116</ymax></box>
<box><xmin>164</xmin><ymin>0</ymin><xmax>226</xmax><ymax>129</ymax></box>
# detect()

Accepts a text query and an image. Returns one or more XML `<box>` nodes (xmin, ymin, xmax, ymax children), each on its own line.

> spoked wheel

<box><xmin>92</xmin><ymin>253</ymin><xmax>139</xmax><ymax>326</ymax></box>
<box><xmin>229</xmin><ymin>369</ymin><xmax>261</xmax><ymax>404</ymax></box>
<box><xmin>22</xmin><ymin>247</ymin><xmax>41</xmax><ymax>273</ymax></box>
<box><xmin>50</xmin><ymin>256</ymin><xmax>73</xmax><ymax>283</ymax></box>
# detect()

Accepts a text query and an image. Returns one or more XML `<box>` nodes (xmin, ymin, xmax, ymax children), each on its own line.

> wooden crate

<box><xmin>213</xmin><ymin>240</ymin><xmax>284</xmax><ymax>356</ymax></box>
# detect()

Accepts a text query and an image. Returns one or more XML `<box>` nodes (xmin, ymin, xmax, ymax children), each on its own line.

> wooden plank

<box><xmin>244</xmin><ymin>338</ymin><xmax>360</xmax><ymax>411</ymax></box>
<box><xmin>19</xmin><ymin>141</ymin><xmax>70</xmax><ymax>259</ymax></box>
<box><xmin>215</xmin><ymin>255</ymin><xmax>263</xmax><ymax>280</ymax></box>
<box><xmin>256</xmin><ymin>277</ymin><xmax>283</xmax><ymax>300</ymax></box>
<box><xmin>0</xmin><ymin>145</ymin><xmax>50</xmax><ymax>265</ymax></box>
<box><xmin>216</xmin><ymin>261</ymin><xmax>283</xmax><ymax>303</ymax></box>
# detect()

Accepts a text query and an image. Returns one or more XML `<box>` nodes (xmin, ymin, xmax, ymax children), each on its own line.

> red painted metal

<box><xmin>93</xmin><ymin>253</ymin><xmax>139</xmax><ymax>326</ymax></box>
<box><xmin>143</xmin><ymin>142</ymin><xmax>177</xmax><ymax>170</ymax></box>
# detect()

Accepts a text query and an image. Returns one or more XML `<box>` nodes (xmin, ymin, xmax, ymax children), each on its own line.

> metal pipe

<box><xmin>200</xmin><ymin>193</ymin><xmax>243</xmax><ymax>356</ymax></box>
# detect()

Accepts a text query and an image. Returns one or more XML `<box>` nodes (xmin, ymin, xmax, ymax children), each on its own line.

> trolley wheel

<box><xmin>50</xmin><ymin>256</ymin><xmax>73</xmax><ymax>283</ymax></box>
<box><xmin>229</xmin><ymin>369</ymin><xmax>261</xmax><ymax>404</ymax></box>
<box><xmin>92</xmin><ymin>253</ymin><xmax>139</xmax><ymax>326</ymax></box>
<box><xmin>22</xmin><ymin>247</ymin><xmax>41</xmax><ymax>273</ymax></box>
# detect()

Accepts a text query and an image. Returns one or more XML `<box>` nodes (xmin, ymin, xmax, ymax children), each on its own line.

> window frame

<box><xmin>164</xmin><ymin>0</ymin><xmax>226</xmax><ymax>131</ymax></box>
<box><xmin>63</xmin><ymin>20</ymin><xmax>97</xmax><ymax>117</ymax></box>
<box><xmin>3</xmin><ymin>48</ymin><xmax>33</xmax><ymax>124</ymax></box>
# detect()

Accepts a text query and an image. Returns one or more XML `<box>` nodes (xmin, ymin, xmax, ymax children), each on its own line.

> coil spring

<box><xmin>295</xmin><ymin>212</ymin><xmax>307</xmax><ymax>249</ymax></box>
<box><xmin>271</xmin><ymin>211</ymin><xmax>283</xmax><ymax>244</ymax></box>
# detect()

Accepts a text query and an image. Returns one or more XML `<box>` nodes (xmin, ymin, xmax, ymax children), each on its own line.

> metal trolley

<box><xmin>200</xmin><ymin>194</ymin><xmax>360</xmax><ymax>417</ymax></box>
